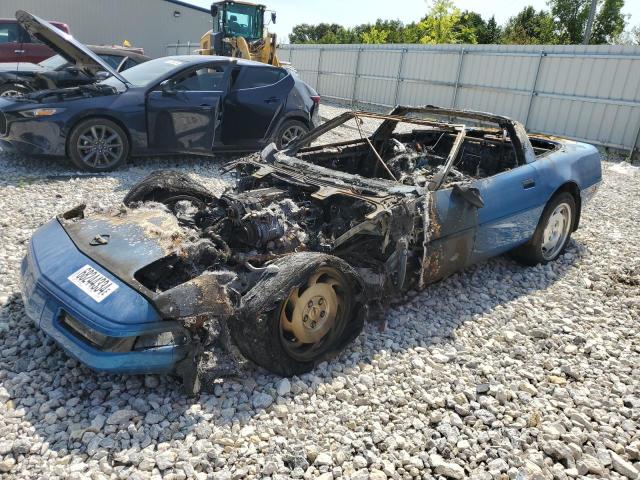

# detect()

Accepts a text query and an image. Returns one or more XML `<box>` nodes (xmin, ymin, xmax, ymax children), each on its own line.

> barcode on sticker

<box><xmin>68</xmin><ymin>265</ymin><xmax>118</xmax><ymax>303</ymax></box>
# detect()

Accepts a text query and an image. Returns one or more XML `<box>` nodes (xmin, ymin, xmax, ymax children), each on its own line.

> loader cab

<box><xmin>210</xmin><ymin>1</ymin><xmax>270</xmax><ymax>41</ymax></box>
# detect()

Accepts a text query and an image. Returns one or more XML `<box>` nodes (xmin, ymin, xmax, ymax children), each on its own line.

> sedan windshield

<box><xmin>38</xmin><ymin>55</ymin><xmax>69</xmax><ymax>70</ymax></box>
<box><xmin>101</xmin><ymin>57</ymin><xmax>188</xmax><ymax>88</ymax></box>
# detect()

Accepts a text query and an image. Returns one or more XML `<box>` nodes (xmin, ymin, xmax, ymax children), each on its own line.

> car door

<box><xmin>221</xmin><ymin>65</ymin><xmax>293</xmax><ymax>147</ymax></box>
<box><xmin>0</xmin><ymin>21</ymin><xmax>22</xmax><ymax>63</ymax></box>
<box><xmin>471</xmin><ymin>162</ymin><xmax>541</xmax><ymax>261</ymax></box>
<box><xmin>420</xmin><ymin>186</ymin><xmax>480</xmax><ymax>285</ymax></box>
<box><xmin>146</xmin><ymin>64</ymin><xmax>227</xmax><ymax>152</ymax></box>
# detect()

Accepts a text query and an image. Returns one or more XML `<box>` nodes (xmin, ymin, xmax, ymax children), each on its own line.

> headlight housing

<box><xmin>19</xmin><ymin>108</ymin><xmax>65</xmax><ymax>118</ymax></box>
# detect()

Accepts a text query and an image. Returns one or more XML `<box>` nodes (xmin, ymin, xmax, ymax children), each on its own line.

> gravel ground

<box><xmin>0</xmin><ymin>104</ymin><xmax>639</xmax><ymax>480</ymax></box>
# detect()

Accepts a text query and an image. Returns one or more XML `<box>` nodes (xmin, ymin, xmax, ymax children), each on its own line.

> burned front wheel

<box><xmin>230</xmin><ymin>253</ymin><xmax>363</xmax><ymax>376</ymax></box>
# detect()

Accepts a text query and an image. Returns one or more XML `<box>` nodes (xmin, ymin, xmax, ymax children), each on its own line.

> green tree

<box><xmin>456</xmin><ymin>11</ymin><xmax>487</xmax><ymax>43</ymax></box>
<box><xmin>289</xmin><ymin>23</ymin><xmax>355</xmax><ymax>44</ymax></box>
<box><xmin>549</xmin><ymin>0</ymin><xmax>627</xmax><ymax>44</ymax></box>
<box><xmin>591</xmin><ymin>0</ymin><xmax>627</xmax><ymax>43</ymax></box>
<box><xmin>483</xmin><ymin>16</ymin><xmax>503</xmax><ymax>43</ymax></box>
<box><xmin>502</xmin><ymin>6</ymin><xmax>558</xmax><ymax>44</ymax></box>
<box><xmin>418</xmin><ymin>0</ymin><xmax>475</xmax><ymax>44</ymax></box>
<box><xmin>361</xmin><ymin>26</ymin><xmax>390</xmax><ymax>44</ymax></box>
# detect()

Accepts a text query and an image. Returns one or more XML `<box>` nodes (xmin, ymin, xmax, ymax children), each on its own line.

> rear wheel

<box><xmin>275</xmin><ymin>120</ymin><xmax>309</xmax><ymax>149</ymax></box>
<box><xmin>68</xmin><ymin>118</ymin><xmax>129</xmax><ymax>172</ymax></box>
<box><xmin>511</xmin><ymin>192</ymin><xmax>576</xmax><ymax>266</ymax></box>
<box><xmin>230</xmin><ymin>253</ymin><xmax>363</xmax><ymax>376</ymax></box>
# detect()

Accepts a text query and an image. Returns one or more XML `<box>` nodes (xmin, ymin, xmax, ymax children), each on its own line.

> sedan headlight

<box><xmin>19</xmin><ymin>108</ymin><xmax>65</xmax><ymax>118</ymax></box>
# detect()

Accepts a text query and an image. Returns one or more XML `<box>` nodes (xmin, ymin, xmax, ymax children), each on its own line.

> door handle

<box><xmin>264</xmin><ymin>96</ymin><xmax>279</xmax><ymax>103</ymax></box>
<box><xmin>200</xmin><ymin>104</ymin><xmax>212</xmax><ymax>107</ymax></box>
<box><xmin>14</xmin><ymin>50</ymin><xmax>25</xmax><ymax>54</ymax></box>
<box><xmin>522</xmin><ymin>179</ymin><xmax>536</xmax><ymax>189</ymax></box>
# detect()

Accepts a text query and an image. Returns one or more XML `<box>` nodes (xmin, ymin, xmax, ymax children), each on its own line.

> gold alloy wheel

<box><xmin>279</xmin><ymin>267</ymin><xmax>347</xmax><ymax>360</ymax></box>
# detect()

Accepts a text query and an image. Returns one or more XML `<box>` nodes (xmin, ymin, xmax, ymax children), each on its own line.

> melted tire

<box><xmin>123</xmin><ymin>170</ymin><xmax>214</xmax><ymax>206</ymax></box>
<box><xmin>230</xmin><ymin>253</ymin><xmax>364</xmax><ymax>376</ymax></box>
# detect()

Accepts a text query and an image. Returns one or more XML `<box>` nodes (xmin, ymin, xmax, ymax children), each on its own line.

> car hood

<box><xmin>59</xmin><ymin>207</ymin><xmax>235</xmax><ymax>319</ymax></box>
<box><xmin>0</xmin><ymin>62</ymin><xmax>43</xmax><ymax>73</ymax></box>
<box><xmin>16</xmin><ymin>10</ymin><xmax>127</xmax><ymax>85</ymax></box>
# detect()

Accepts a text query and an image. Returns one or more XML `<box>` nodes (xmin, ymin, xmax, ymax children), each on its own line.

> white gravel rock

<box><xmin>0</xmin><ymin>105</ymin><xmax>639</xmax><ymax>479</ymax></box>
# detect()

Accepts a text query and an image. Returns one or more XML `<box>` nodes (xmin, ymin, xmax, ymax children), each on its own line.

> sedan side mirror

<box><xmin>95</xmin><ymin>71</ymin><xmax>111</xmax><ymax>81</ymax></box>
<box><xmin>160</xmin><ymin>79</ymin><xmax>176</xmax><ymax>95</ymax></box>
<box><xmin>453</xmin><ymin>184</ymin><xmax>484</xmax><ymax>208</ymax></box>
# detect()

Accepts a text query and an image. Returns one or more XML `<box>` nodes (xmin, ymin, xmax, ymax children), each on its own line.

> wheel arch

<box><xmin>550</xmin><ymin>181</ymin><xmax>581</xmax><ymax>231</ymax></box>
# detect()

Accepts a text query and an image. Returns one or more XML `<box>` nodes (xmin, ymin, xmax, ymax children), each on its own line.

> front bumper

<box><xmin>0</xmin><ymin>112</ymin><xmax>66</xmax><ymax>156</ymax></box>
<box><xmin>20</xmin><ymin>219</ymin><xmax>192</xmax><ymax>374</ymax></box>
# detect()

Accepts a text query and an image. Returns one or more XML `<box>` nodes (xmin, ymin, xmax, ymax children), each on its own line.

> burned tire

<box><xmin>230</xmin><ymin>253</ymin><xmax>364</xmax><ymax>376</ymax></box>
<box><xmin>511</xmin><ymin>192</ymin><xmax>576</xmax><ymax>266</ymax></box>
<box><xmin>123</xmin><ymin>170</ymin><xmax>214</xmax><ymax>207</ymax></box>
<box><xmin>275</xmin><ymin>120</ymin><xmax>309</xmax><ymax>149</ymax></box>
<box><xmin>68</xmin><ymin>118</ymin><xmax>129</xmax><ymax>172</ymax></box>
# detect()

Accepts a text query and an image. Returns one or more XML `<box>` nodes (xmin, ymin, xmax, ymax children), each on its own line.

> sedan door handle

<box><xmin>522</xmin><ymin>179</ymin><xmax>536</xmax><ymax>189</ymax></box>
<box><xmin>200</xmin><ymin>104</ymin><xmax>212</xmax><ymax>107</ymax></box>
<box><xmin>264</xmin><ymin>96</ymin><xmax>279</xmax><ymax>104</ymax></box>
<box><xmin>14</xmin><ymin>50</ymin><xmax>25</xmax><ymax>54</ymax></box>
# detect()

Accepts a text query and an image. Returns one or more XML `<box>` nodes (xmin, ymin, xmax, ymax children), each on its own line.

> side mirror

<box><xmin>210</xmin><ymin>4</ymin><xmax>218</xmax><ymax>16</ymax></box>
<box><xmin>94</xmin><ymin>71</ymin><xmax>110</xmax><ymax>81</ymax></box>
<box><xmin>160</xmin><ymin>79</ymin><xmax>176</xmax><ymax>95</ymax></box>
<box><xmin>452</xmin><ymin>184</ymin><xmax>484</xmax><ymax>208</ymax></box>
<box><xmin>271</xmin><ymin>12</ymin><xmax>277</xmax><ymax>24</ymax></box>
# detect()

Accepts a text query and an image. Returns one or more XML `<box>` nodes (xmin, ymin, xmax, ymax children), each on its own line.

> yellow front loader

<box><xmin>199</xmin><ymin>1</ymin><xmax>284</xmax><ymax>67</ymax></box>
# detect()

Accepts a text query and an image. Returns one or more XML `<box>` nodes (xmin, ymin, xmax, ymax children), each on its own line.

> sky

<box><xmin>189</xmin><ymin>0</ymin><xmax>640</xmax><ymax>43</ymax></box>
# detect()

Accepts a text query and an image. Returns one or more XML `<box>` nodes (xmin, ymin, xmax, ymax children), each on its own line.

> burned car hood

<box><xmin>16</xmin><ymin>10</ymin><xmax>126</xmax><ymax>84</ymax></box>
<box><xmin>62</xmin><ymin>207</ymin><xmax>183</xmax><ymax>283</ymax></box>
<box><xmin>60</xmin><ymin>206</ymin><xmax>235</xmax><ymax>319</ymax></box>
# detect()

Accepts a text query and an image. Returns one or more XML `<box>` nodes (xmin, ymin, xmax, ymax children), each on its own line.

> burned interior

<box><xmin>56</xmin><ymin>106</ymin><xmax>564</xmax><ymax>391</ymax></box>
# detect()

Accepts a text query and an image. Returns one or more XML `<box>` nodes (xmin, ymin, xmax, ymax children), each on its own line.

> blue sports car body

<box><xmin>20</xmin><ymin>106</ymin><xmax>601</xmax><ymax>393</ymax></box>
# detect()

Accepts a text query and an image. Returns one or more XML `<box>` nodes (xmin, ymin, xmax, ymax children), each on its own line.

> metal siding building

<box><xmin>0</xmin><ymin>0</ymin><xmax>211</xmax><ymax>58</ymax></box>
<box><xmin>279</xmin><ymin>43</ymin><xmax>640</xmax><ymax>156</ymax></box>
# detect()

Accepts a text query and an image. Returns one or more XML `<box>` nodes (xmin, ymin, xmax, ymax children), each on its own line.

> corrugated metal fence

<box><xmin>278</xmin><ymin>43</ymin><xmax>640</xmax><ymax>156</ymax></box>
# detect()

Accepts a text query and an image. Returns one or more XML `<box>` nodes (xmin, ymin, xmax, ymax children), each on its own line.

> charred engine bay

<box><xmin>131</xmin><ymin>176</ymin><xmax>389</xmax><ymax>297</ymax></box>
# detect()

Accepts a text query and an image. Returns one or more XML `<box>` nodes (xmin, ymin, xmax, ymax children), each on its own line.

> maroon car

<box><xmin>0</xmin><ymin>18</ymin><xmax>70</xmax><ymax>63</ymax></box>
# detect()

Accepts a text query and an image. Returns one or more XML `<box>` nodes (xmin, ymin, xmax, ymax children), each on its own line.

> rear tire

<box><xmin>229</xmin><ymin>253</ymin><xmax>364</xmax><ymax>376</ymax></box>
<box><xmin>123</xmin><ymin>170</ymin><xmax>214</xmax><ymax>207</ymax></box>
<box><xmin>275</xmin><ymin>120</ymin><xmax>309</xmax><ymax>149</ymax></box>
<box><xmin>511</xmin><ymin>192</ymin><xmax>576</xmax><ymax>266</ymax></box>
<box><xmin>68</xmin><ymin>118</ymin><xmax>129</xmax><ymax>172</ymax></box>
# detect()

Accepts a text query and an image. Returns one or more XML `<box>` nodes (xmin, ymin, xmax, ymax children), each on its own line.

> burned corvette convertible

<box><xmin>20</xmin><ymin>106</ymin><xmax>601</xmax><ymax>393</ymax></box>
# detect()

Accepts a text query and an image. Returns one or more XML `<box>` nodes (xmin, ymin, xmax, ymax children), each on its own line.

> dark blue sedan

<box><xmin>0</xmin><ymin>11</ymin><xmax>320</xmax><ymax>171</ymax></box>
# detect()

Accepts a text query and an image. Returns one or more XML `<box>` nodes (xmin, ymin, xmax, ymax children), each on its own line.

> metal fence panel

<box><xmin>280</xmin><ymin>43</ymin><xmax>640</xmax><ymax>154</ymax></box>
